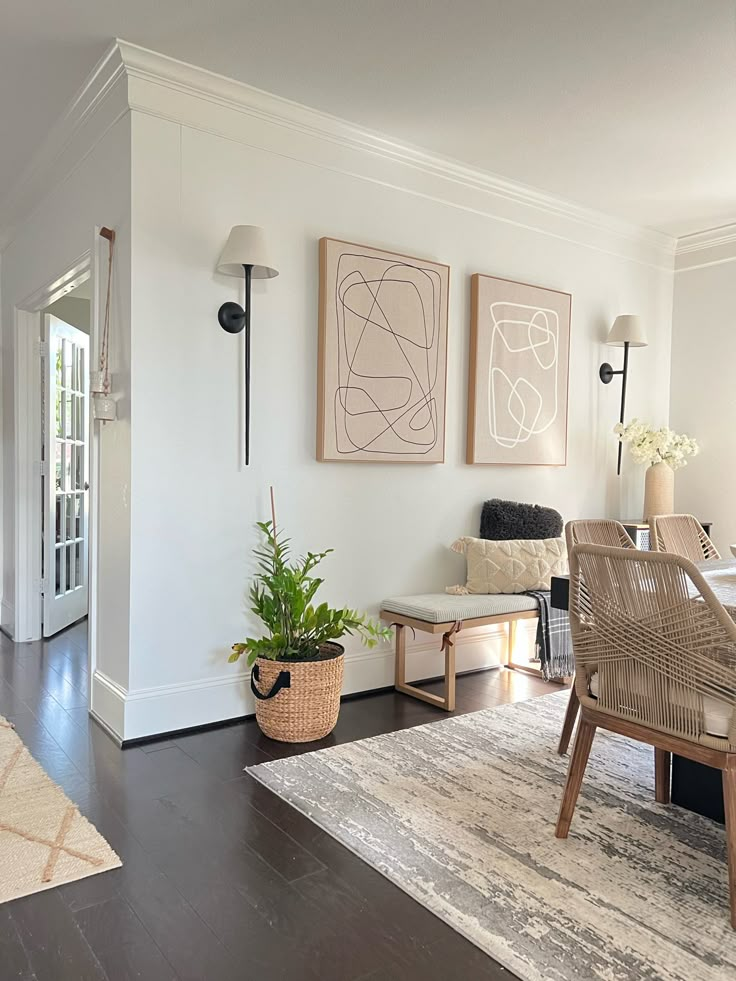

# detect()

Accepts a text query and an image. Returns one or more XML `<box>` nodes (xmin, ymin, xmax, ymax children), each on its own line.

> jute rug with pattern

<box><xmin>0</xmin><ymin>716</ymin><xmax>120</xmax><ymax>903</ymax></box>
<box><xmin>249</xmin><ymin>691</ymin><xmax>735</xmax><ymax>981</ymax></box>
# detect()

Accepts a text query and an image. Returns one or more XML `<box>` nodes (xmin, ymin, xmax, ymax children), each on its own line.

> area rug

<box><xmin>0</xmin><ymin>716</ymin><xmax>120</xmax><ymax>903</ymax></box>
<box><xmin>248</xmin><ymin>692</ymin><xmax>736</xmax><ymax>981</ymax></box>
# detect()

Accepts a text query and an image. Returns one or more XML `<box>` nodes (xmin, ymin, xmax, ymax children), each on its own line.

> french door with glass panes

<box><xmin>43</xmin><ymin>316</ymin><xmax>90</xmax><ymax>636</ymax></box>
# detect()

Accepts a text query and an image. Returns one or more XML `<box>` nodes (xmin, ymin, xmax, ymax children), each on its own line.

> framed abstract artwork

<box><xmin>467</xmin><ymin>274</ymin><xmax>571</xmax><ymax>465</ymax></box>
<box><xmin>317</xmin><ymin>238</ymin><xmax>450</xmax><ymax>463</ymax></box>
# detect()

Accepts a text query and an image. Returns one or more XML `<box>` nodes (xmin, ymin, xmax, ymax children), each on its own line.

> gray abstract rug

<box><xmin>248</xmin><ymin>692</ymin><xmax>736</xmax><ymax>981</ymax></box>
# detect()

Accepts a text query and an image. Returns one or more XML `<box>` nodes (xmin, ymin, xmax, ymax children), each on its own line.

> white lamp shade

<box><xmin>607</xmin><ymin>314</ymin><xmax>647</xmax><ymax>348</ymax></box>
<box><xmin>217</xmin><ymin>225</ymin><xmax>279</xmax><ymax>279</ymax></box>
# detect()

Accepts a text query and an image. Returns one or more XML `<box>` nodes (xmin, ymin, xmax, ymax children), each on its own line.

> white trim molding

<box><xmin>675</xmin><ymin>223</ymin><xmax>736</xmax><ymax>273</ymax></box>
<box><xmin>1</xmin><ymin>601</ymin><xmax>15</xmax><ymax>640</ymax></box>
<box><xmin>0</xmin><ymin>38</ymin><xmax>676</xmax><ymax>268</ymax></box>
<box><xmin>13</xmin><ymin>310</ymin><xmax>43</xmax><ymax>643</ymax></box>
<box><xmin>117</xmin><ymin>40</ymin><xmax>674</xmax><ymax>259</ymax></box>
<box><xmin>90</xmin><ymin>670</ymin><xmax>127</xmax><ymax>743</ymax></box>
<box><xmin>118</xmin><ymin>39</ymin><xmax>675</xmax><ymax>269</ymax></box>
<box><xmin>96</xmin><ymin>621</ymin><xmax>536</xmax><ymax>742</ymax></box>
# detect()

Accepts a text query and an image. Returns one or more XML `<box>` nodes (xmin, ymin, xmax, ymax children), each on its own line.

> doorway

<box><xmin>41</xmin><ymin>282</ymin><xmax>91</xmax><ymax>636</ymax></box>
<box><xmin>12</xmin><ymin>241</ymin><xmax>102</xmax><ymax>673</ymax></box>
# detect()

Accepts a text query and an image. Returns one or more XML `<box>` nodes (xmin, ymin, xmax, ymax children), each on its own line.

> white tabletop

<box><xmin>696</xmin><ymin>558</ymin><xmax>736</xmax><ymax>615</ymax></box>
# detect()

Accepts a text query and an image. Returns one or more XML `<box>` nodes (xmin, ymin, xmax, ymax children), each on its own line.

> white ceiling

<box><xmin>3</xmin><ymin>0</ymin><xmax>736</xmax><ymax>238</ymax></box>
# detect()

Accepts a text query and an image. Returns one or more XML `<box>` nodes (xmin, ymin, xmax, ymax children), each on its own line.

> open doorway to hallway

<box><xmin>41</xmin><ymin>281</ymin><xmax>91</xmax><ymax>638</ymax></box>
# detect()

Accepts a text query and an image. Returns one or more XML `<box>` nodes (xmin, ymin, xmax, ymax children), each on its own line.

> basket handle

<box><xmin>250</xmin><ymin>664</ymin><xmax>291</xmax><ymax>701</ymax></box>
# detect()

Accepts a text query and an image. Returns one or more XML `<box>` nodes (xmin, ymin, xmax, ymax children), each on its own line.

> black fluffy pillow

<box><xmin>479</xmin><ymin>498</ymin><xmax>563</xmax><ymax>541</ymax></box>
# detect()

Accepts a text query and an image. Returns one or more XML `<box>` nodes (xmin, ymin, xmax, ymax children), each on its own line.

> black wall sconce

<box><xmin>599</xmin><ymin>314</ymin><xmax>647</xmax><ymax>475</ymax></box>
<box><xmin>217</xmin><ymin>226</ymin><xmax>278</xmax><ymax>466</ymax></box>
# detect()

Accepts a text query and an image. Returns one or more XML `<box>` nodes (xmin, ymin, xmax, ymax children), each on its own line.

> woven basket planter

<box><xmin>251</xmin><ymin>643</ymin><xmax>344</xmax><ymax>743</ymax></box>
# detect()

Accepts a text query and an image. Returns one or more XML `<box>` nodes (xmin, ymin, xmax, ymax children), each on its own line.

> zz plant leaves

<box><xmin>230</xmin><ymin>521</ymin><xmax>391</xmax><ymax>667</ymax></box>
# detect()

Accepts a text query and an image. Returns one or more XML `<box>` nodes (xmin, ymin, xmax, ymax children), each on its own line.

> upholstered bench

<box><xmin>380</xmin><ymin>594</ymin><xmax>539</xmax><ymax>711</ymax></box>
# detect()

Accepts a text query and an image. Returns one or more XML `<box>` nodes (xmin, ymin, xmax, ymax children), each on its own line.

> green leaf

<box><xmin>229</xmin><ymin>517</ymin><xmax>389</xmax><ymax>666</ymax></box>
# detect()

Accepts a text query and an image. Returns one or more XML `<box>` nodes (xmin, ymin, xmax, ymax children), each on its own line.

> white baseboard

<box><xmin>93</xmin><ymin>620</ymin><xmax>538</xmax><ymax>742</ymax></box>
<box><xmin>90</xmin><ymin>670</ymin><xmax>127</xmax><ymax>740</ymax></box>
<box><xmin>0</xmin><ymin>601</ymin><xmax>15</xmax><ymax>640</ymax></box>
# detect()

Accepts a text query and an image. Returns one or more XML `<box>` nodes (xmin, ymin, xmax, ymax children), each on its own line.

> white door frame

<box><xmin>13</xmin><ymin>233</ymin><xmax>103</xmax><ymax>682</ymax></box>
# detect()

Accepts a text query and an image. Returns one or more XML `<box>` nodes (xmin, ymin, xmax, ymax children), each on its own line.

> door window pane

<box><xmin>62</xmin><ymin>340</ymin><xmax>72</xmax><ymax>389</ymax></box>
<box><xmin>65</xmin><ymin>495</ymin><xmax>73</xmax><ymax>541</ymax></box>
<box><xmin>55</xmin><ymin>390</ymin><xmax>62</xmax><ymax>438</ymax></box>
<box><xmin>65</xmin><ymin>392</ymin><xmax>73</xmax><ymax>438</ymax></box>
<box><xmin>77</xmin><ymin>347</ymin><xmax>85</xmax><ymax>392</ymax></box>
<box><xmin>64</xmin><ymin>444</ymin><xmax>72</xmax><ymax>490</ymax></box>
<box><xmin>55</xmin><ymin>496</ymin><xmax>62</xmax><ymax>544</ymax></box>
<box><xmin>55</xmin><ymin>341</ymin><xmax>62</xmax><ymax>387</ymax></box>
<box><xmin>75</xmin><ymin>495</ymin><xmax>82</xmax><ymax>539</ymax></box>
<box><xmin>65</xmin><ymin>546</ymin><xmax>72</xmax><ymax>593</ymax></box>
<box><xmin>55</xmin><ymin>547</ymin><xmax>62</xmax><ymax>597</ymax></box>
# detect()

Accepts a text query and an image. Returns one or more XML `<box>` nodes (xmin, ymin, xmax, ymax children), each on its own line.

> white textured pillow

<box><xmin>447</xmin><ymin>537</ymin><xmax>568</xmax><ymax>595</ymax></box>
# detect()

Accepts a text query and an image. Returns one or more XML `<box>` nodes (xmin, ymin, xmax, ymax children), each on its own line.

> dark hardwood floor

<box><xmin>0</xmin><ymin>623</ymin><xmax>557</xmax><ymax>981</ymax></box>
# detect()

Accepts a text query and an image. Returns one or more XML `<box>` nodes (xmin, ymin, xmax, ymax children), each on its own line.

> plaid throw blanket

<box><xmin>524</xmin><ymin>590</ymin><xmax>573</xmax><ymax>681</ymax></box>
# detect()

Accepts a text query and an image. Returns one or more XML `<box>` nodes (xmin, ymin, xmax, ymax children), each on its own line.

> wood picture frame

<box><xmin>467</xmin><ymin>273</ymin><xmax>571</xmax><ymax>466</ymax></box>
<box><xmin>317</xmin><ymin>238</ymin><xmax>450</xmax><ymax>463</ymax></box>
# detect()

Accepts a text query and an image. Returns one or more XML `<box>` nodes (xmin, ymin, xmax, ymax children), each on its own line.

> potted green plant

<box><xmin>230</xmin><ymin>513</ymin><xmax>390</xmax><ymax>742</ymax></box>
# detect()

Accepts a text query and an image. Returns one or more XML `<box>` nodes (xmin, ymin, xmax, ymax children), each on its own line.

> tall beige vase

<box><xmin>643</xmin><ymin>462</ymin><xmax>674</xmax><ymax>521</ymax></box>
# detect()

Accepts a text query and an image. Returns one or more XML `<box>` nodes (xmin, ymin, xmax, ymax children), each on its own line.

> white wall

<box><xmin>0</xmin><ymin>107</ymin><xmax>133</xmax><ymax>710</ymax></box>
<box><xmin>1</xmin><ymin>42</ymin><xmax>677</xmax><ymax>741</ymax></box>
<box><xmin>116</xmin><ymin>59</ymin><xmax>675</xmax><ymax>738</ymax></box>
<box><xmin>670</xmin><ymin>242</ymin><xmax>736</xmax><ymax>554</ymax></box>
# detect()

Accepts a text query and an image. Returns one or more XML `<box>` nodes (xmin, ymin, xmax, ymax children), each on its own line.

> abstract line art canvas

<box><xmin>317</xmin><ymin>238</ymin><xmax>449</xmax><ymax>463</ymax></box>
<box><xmin>467</xmin><ymin>274</ymin><xmax>571</xmax><ymax>465</ymax></box>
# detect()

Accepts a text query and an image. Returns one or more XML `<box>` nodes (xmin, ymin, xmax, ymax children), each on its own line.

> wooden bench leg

<box><xmin>394</xmin><ymin>623</ymin><xmax>406</xmax><ymax>688</ymax></box>
<box><xmin>393</xmin><ymin>622</ymin><xmax>458</xmax><ymax>712</ymax></box>
<box><xmin>507</xmin><ymin>618</ymin><xmax>517</xmax><ymax>666</ymax></box>
<box><xmin>444</xmin><ymin>633</ymin><xmax>456</xmax><ymax>712</ymax></box>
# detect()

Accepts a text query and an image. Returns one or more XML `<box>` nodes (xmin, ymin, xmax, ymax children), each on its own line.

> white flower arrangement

<box><xmin>613</xmin><ymin>419</ymin><xmax>699</xmax><ymax>470</ymax></box>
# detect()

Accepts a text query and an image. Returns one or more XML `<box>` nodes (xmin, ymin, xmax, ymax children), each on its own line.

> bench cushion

<box><xmin>381</xmin><ymin>592</ymin><xmax>538</xmax><ymax>624</ymax></box>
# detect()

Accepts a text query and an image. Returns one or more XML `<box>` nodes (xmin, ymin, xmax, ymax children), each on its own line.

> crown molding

<box><xmin>116</xmin><ymin>39</ymin><xmax>674</xmax><ymax>261</ymax></box>
<box><xmin>674</xmin><ymin>222</ymin><xmax>736</xmax><ymax>272</ymax></box>
<box><xmin>0</xmin><ymin>38</ymin><xmax>677</xmax><ymax>263</ymax></box>
<box><xmin>676</xmin><ymin>223</ymin><xmax>736</xmax><ymax>255</ymax></box>
<box><xmin>0</xmin><ymin>43</ymin><xmax>128</xmax><ymax>250</ymax></box>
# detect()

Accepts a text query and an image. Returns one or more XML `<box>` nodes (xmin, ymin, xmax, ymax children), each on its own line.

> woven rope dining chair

<box><xmin>650</xmin><ymin>513</ymin><xmax>720</xmax><ymax>562</ymax></box>
<box><xmin>557</xmin><ymin>543</ymin><xmax>736</xmax><ymax>928</ymax></box>
<box><xmin>557</xmin><ymin>521</ymin><xmax>635</xmax><ymax>755</ymax></box>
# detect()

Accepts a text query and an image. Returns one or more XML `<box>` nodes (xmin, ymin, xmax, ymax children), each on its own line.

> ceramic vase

<box><xmin>643</xmin><ymin>462</ymin><xmax>674</xmax><ymax>521</ymax></box>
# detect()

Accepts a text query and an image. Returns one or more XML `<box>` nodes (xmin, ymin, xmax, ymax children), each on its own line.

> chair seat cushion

<box><xmin>589</xmin><ymin>672</ymin><xmax>733</xmax><ymax>738</ymax></box>
<box><xmin>381</xmin><ymin>593</ymin><xmax>538</xmax><ymax>624</ymax></box>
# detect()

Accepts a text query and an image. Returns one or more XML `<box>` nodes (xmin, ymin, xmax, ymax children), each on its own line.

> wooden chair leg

<box><xmin>723</xmin><ymin>767</ymin><xmax>736</xmax><ymax>930</ymax></box>
<box><xmin>655</xmin><ymin>748</ymin><xmax>671</xmax><ymax>804</ymax></box>
<box><xmin>557</xmin><ymin>684</ymin><xmax>579</xmax><ymax>755</ymax></box>
<box><xmin>555</xmin><ymin>717</ymin><xmax>596</xmax><ymax>839</ymax></box>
